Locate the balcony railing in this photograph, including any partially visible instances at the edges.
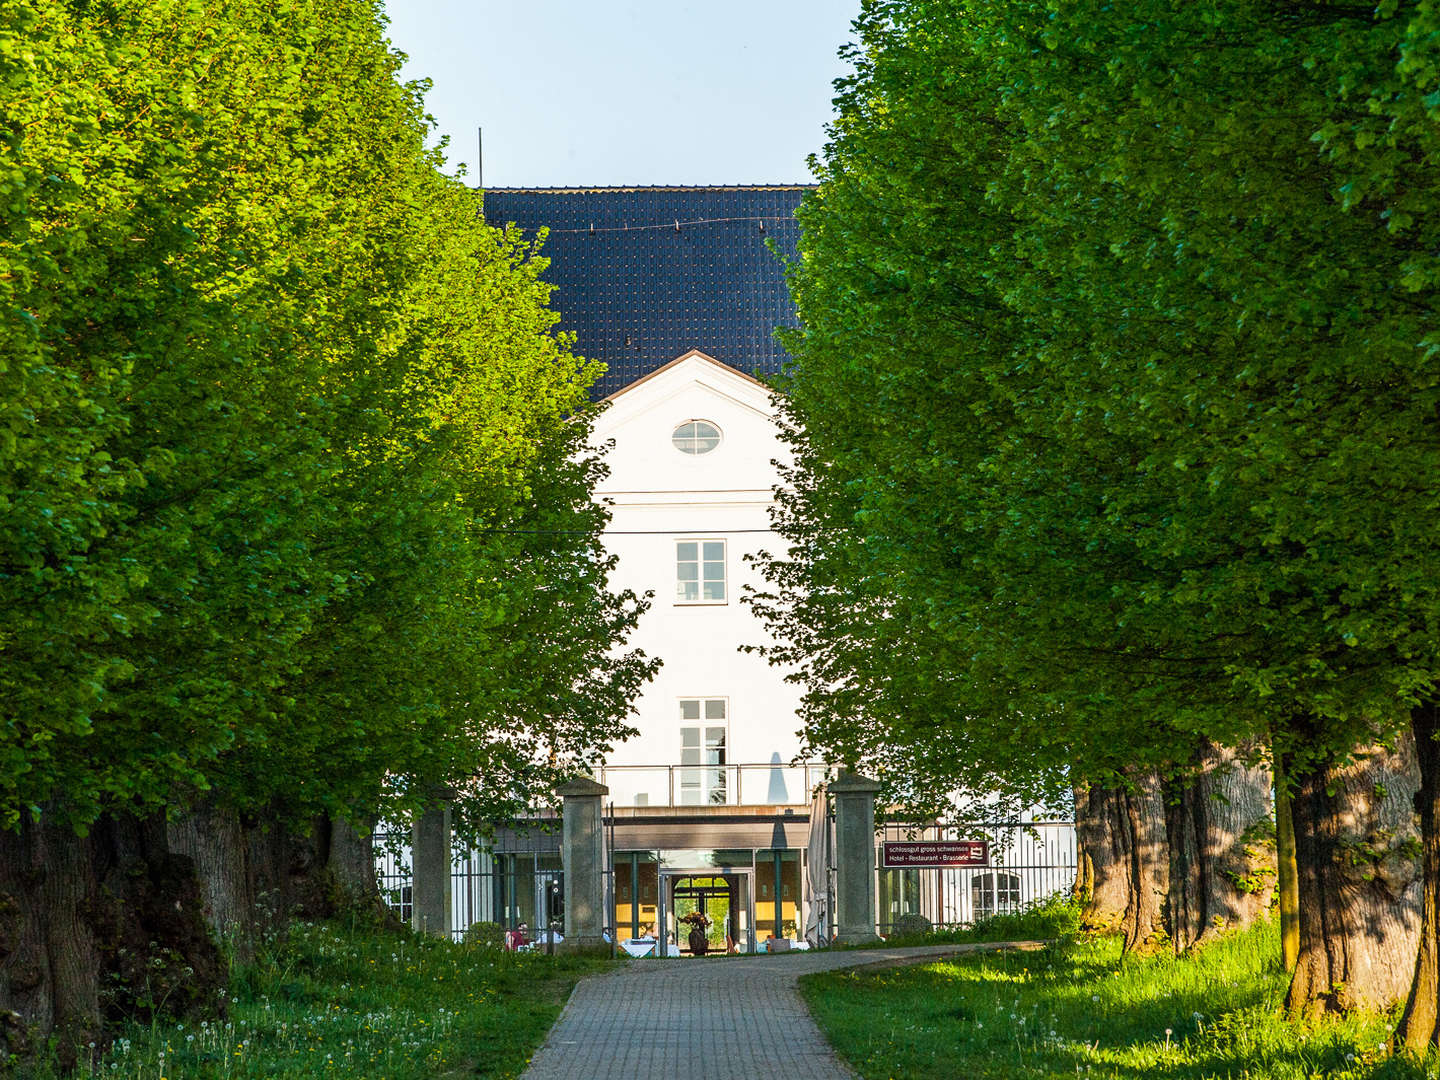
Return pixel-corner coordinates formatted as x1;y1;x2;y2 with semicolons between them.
596;762;831;808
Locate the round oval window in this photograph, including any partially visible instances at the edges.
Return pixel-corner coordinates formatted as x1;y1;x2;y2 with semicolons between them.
672;420;721;456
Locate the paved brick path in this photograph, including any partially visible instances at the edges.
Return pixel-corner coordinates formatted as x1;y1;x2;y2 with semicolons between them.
522;941;1042;1080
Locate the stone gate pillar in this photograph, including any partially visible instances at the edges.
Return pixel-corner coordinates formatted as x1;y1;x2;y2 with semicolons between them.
558;776;609;952
411;787;455;938
831;771;882;945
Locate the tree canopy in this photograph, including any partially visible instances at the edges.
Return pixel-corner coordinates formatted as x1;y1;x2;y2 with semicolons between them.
759;0;1440;1018
1;0;653;838
760;0;1440;808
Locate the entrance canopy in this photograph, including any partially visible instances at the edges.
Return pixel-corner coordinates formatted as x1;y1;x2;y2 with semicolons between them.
609;814;807;851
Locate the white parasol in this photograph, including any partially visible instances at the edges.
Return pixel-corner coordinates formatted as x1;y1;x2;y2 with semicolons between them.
804;782;831;947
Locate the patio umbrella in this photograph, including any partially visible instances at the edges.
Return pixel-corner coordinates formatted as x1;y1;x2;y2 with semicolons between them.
804;784;830;947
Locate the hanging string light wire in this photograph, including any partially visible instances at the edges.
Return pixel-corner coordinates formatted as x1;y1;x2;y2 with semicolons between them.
538;215;797;235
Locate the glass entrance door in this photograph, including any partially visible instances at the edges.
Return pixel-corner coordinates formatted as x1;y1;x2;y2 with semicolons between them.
537;869;564;940
672;876;729;953
728;872;754;954
659;869;756;954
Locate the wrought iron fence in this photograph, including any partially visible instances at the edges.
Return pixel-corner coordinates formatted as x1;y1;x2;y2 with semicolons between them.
374;824;568;947
374;805;1075;945
373;826;414;926
875;819;1077;936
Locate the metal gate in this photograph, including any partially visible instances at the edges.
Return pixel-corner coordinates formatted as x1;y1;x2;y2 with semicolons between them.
875;819;1077;936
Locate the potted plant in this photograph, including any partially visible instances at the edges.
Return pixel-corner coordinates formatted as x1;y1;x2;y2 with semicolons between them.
679;910;712;955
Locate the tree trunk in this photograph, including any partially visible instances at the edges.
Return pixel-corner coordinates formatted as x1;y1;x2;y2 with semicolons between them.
91;814;228;1027
169;800;257;957
1395;700;1440;1052
1119;769;1169;956
0;816;101;1070
246;812;388;927
0;820;56;1063
1165;741;1276;953
326;815;383;910
1273;752;1301;973
1285;734;1422;1019
1073;783;1131;932
39;816;101;1068
0;812;223;1068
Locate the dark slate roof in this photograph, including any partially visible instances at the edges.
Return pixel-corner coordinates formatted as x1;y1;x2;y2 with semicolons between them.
482;186;809;399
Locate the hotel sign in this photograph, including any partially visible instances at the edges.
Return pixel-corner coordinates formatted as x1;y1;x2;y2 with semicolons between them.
880;840;989;869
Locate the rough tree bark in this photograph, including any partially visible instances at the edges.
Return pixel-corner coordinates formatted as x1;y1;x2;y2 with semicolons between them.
0;802;385;1068
0;820;58;1063
326;816;384;912
1072;783;1132;932
1273;751;1301;973
0;812;223;1069
169;806;387;957
38;816;100;1066
169;801;256;956
1395;700;1440;1052
1164;741;1276;953
1285;733;1422;1020
1119;769;1169;956
246;812;388;926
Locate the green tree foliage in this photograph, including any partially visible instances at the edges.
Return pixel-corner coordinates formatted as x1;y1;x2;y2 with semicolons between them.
761;0;1440;1006
0;0;650;837
754;0;1176;817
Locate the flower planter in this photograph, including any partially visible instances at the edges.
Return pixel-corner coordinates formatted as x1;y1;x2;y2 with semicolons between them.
688;926;709;956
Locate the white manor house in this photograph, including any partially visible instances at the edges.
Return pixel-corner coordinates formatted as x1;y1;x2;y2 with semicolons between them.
378;186;1076;954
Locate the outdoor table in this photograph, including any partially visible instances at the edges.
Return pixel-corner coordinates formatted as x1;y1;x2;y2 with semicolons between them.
621;937;657;958
518;930;563;952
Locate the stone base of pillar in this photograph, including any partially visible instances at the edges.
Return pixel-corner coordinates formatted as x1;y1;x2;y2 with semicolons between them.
411;799;453;940
557;934;611;954
835;926;882;946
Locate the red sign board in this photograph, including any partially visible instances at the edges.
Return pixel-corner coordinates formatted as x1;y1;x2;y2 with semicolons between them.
881;840;989;869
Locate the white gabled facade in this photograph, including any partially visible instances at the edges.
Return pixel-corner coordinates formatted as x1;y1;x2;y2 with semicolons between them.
388;345;1076;951
589;350;810;810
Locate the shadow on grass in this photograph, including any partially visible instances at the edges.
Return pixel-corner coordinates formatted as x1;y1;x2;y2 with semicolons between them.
804;925;1422;1080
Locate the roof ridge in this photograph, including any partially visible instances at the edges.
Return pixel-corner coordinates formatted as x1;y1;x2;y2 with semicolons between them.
602;350;772;403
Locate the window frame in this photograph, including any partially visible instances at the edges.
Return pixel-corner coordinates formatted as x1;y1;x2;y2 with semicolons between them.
671;419;723;457
674;537;728;605
970;871;1022;920
678;697;729;806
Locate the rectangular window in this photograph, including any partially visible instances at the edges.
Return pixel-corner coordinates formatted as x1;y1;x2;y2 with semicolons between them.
676;539;726;603
679;698;728;805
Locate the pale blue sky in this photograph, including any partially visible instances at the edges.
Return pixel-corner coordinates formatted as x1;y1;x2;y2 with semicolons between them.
380;0;859;187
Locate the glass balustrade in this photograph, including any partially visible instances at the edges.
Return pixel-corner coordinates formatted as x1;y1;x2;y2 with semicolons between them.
596;763;830;808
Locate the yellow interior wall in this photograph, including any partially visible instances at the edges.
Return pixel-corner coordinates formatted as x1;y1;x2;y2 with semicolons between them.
613;859;659;941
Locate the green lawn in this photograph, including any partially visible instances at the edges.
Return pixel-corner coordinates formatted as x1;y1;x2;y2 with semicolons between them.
803;921;1427;1080
857;893;1083;949
69;919;612;1080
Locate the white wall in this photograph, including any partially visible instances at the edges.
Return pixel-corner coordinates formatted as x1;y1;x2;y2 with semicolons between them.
589;355;807;806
